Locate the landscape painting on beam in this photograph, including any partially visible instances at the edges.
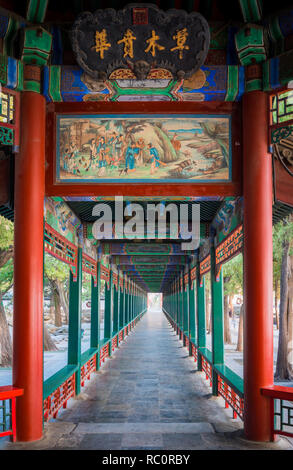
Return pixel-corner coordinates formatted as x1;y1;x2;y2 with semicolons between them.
56;114;231;182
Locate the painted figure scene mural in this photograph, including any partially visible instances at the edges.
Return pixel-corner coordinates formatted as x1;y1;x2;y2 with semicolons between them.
57;115;231;182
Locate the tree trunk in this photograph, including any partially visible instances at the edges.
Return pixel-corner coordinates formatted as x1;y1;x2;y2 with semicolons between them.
49;292;55;321
0;292;12;367
287;254;293;376
224;294;232;344
57;280;69;323
44;323;58;351
275;239;292;380
0;247;13;269
53;289;62;327
275;278;279;329
236;304;243;352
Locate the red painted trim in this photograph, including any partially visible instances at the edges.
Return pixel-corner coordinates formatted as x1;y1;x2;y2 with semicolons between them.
261;385;293;401
243;91;274;442
43;374;75;422
44;222;79;280
82;252;98;285
45;101;242;197
0;388;23;442
11;397;16;442
0;386;24;400
0;430;13;438
13;92;45;442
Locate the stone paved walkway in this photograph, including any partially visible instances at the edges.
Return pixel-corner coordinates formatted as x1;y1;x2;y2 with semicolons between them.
2;308;292;450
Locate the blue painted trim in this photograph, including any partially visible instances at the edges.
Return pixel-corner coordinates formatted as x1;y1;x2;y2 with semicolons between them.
7;57;17;89
270;57;280;89
43;66;51;102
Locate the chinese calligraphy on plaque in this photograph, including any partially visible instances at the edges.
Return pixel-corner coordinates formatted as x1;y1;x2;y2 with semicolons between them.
72;4;210;80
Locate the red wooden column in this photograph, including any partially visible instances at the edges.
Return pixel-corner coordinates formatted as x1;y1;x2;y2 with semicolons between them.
13;92;45;441
243;91;274;441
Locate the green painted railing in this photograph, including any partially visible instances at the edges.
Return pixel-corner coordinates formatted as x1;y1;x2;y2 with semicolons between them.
43;308;147;422
163;308;244;420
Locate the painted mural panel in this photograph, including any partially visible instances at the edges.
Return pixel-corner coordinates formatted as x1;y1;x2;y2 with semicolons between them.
44;197;81;245
56;114;231;183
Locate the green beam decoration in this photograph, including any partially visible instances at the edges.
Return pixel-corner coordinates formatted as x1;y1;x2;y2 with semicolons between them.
21;27;52;66
0;55;23;91
235;24;267;66
238;0;263;23
26;0;49;23
1;15;22;56
47;65;62;101
225;66;240;101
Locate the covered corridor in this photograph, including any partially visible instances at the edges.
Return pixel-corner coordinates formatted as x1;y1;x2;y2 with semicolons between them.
1;0;293;450
2;308;291;450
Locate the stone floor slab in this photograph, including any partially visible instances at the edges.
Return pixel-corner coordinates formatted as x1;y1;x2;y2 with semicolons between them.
2;308;293;451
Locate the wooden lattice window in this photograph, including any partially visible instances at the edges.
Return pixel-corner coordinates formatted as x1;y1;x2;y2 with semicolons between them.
270;90;293;126
0;87;20;149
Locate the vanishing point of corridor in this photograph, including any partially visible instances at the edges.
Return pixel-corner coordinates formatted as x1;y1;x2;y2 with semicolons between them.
3;309;292;450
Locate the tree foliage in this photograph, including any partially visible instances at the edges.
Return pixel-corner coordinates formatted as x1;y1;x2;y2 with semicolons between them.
223;254;243;297
44;252;70;328
0;215;13;269
0;216;14;366
222;254;243;349
0;259;13;294
44;252;70;283
0;215;13;251
274;215;293;380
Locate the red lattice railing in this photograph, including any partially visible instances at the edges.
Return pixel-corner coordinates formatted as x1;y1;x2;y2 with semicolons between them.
101;264;110;286
200;254;211;281
184;335;189;350
218;375;244;420
124;326;128;336
262;386;293;438
112;335;118;352
43;374;75;422
201;356;212;387
191;344;198;363
215;225;243;281
100;343;110;366
82;253;97;286
119;330;123;343
0;386;23;442
112;272;118;289
80;356;96;387
44;223;78;280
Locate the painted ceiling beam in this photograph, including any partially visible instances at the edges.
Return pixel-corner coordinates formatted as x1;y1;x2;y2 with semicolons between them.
238;0;262;23
101;242;193;256
26;0;48;23
113;255;188;265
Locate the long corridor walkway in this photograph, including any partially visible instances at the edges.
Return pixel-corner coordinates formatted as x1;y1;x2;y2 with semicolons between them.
2;309;292;450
